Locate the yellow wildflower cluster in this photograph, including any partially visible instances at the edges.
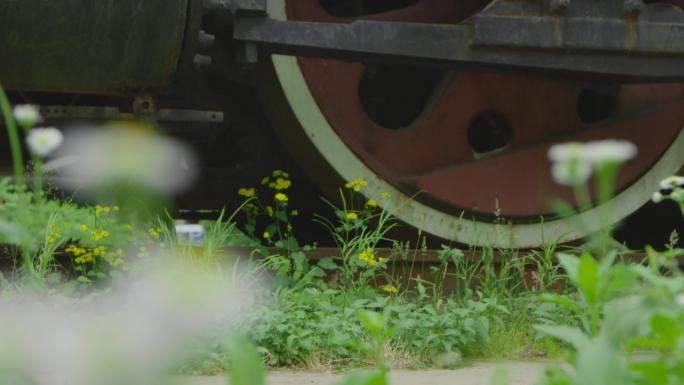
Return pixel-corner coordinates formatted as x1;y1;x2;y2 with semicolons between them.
263;231;270;239
238;187;256;198
358;248;386;267
66;245;95;264
80;224;89;232
346;212;358;220
273;178;291;190
262;170;292;191
90;229;110;241
66;244;121;265
381;285;398;294
95;204;120;216
380;191;391;199
366;199;377;208
47;225;61;245
345;178;367;192
148;227;161;239
275;192;288;202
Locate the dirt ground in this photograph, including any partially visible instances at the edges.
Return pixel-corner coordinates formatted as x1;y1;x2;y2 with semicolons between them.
174;361;549;385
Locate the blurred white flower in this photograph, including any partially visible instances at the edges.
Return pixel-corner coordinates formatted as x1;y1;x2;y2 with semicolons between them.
26;127;63;157
548;139;637;186
676;293;684;306
548;143;591;185
12;104;42;127
548;142;585;163
551;159;592;186
659;175;684;190
55;123;198;194
651;191;664;203
0;258;258;385
584;139;637;164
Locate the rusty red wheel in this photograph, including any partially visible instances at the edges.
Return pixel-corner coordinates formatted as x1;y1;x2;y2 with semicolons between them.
261;0;684;247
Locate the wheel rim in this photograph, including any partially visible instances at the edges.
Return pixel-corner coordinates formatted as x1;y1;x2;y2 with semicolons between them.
263;0;684;247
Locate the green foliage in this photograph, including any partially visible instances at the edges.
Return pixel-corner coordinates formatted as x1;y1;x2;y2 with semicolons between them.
225;336;266;385
240;286;502;368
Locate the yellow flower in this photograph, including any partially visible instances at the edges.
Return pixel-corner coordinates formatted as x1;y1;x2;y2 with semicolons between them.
380;191;391;199
104;207;111;214
79;224;88;232
345;178;367;192
122;223;133;232
274;178;291;190
275;193;288;202
95;205;104;216
291;209;299;216
378;257;387;263
148;227;160;239
346;212;358;220
382;285;398;294
272;169;284;177
263;231;270;239
75;254;95;264
238;187;256;198
359;248;378;266
366;199;377;208
113;205;120;212
261;176;270;185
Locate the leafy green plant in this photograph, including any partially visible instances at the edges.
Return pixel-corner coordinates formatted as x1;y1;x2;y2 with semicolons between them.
314;180;398;291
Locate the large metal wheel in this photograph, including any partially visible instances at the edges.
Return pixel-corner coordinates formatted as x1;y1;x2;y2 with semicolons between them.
259;0;684;248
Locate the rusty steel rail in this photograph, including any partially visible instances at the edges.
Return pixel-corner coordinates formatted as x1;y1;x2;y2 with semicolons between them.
225;246;660;264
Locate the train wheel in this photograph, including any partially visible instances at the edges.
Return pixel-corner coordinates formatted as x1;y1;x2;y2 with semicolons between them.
259;0;684;248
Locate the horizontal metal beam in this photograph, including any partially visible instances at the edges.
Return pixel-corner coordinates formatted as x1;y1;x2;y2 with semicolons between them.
15;105;226;123
233;16;684;81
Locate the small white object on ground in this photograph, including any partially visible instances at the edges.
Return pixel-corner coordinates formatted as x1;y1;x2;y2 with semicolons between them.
175;223;205;244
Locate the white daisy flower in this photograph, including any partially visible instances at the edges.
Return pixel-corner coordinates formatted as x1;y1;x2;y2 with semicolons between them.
584;139;637;164
13;104;42;127
651;191;664;203
26;127;63;157
551;158;592;186
548;142;592;185
548;142;585;163
659;175;684;190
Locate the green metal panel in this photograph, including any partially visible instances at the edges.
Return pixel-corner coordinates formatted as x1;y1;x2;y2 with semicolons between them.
0;0;189;94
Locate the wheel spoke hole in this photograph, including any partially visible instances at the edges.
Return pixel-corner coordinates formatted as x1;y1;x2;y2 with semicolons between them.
319;0;418;17
359;65;445;130
577;87;617;124
467;111;512;157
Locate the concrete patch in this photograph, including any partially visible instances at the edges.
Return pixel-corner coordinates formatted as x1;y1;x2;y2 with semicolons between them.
174;361;549;385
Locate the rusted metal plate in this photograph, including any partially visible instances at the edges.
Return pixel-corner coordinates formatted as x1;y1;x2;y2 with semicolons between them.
0;0;190;94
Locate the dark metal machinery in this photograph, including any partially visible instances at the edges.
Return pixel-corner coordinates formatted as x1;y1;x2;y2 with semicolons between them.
1;0;684;247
